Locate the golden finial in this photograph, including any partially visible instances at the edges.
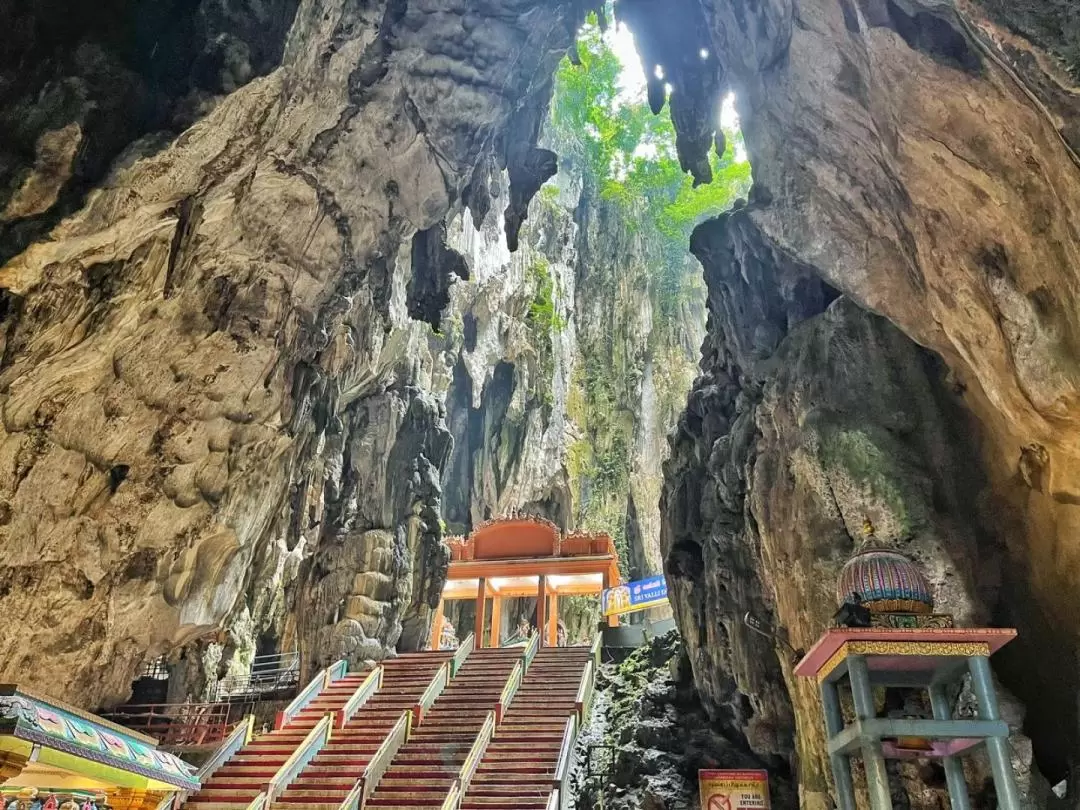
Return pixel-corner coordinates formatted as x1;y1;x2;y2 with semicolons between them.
861;518;875;537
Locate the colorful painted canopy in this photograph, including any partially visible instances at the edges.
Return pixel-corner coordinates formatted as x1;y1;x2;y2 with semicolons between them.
836;547;934;614
0;687;199;791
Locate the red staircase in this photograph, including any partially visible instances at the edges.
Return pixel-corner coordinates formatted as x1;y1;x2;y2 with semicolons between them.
460;646;593;810
186;672;368;810
271;652;451;809
365;648;521;809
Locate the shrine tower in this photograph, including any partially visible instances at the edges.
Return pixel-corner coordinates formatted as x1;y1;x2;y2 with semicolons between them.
794;523;1021;810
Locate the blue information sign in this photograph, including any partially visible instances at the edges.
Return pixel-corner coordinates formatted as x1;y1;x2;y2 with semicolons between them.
601;574;669;617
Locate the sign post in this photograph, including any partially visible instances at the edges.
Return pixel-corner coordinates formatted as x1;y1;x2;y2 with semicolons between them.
601;575;669;618
699;770;770;810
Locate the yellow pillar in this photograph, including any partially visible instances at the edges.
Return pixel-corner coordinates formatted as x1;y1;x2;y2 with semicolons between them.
547;593;558;647
536;575;547;647
474;577;487;648
429;598;445;650
489;596;503;648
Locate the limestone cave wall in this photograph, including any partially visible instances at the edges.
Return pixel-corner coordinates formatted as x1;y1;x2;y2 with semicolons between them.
647;0;1080;805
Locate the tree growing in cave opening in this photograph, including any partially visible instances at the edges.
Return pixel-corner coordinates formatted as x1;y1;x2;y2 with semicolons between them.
543;14;751;575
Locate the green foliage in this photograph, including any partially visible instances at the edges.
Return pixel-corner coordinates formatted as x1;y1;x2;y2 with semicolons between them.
550;16;751;573
549;18;751;317
523;257;566;409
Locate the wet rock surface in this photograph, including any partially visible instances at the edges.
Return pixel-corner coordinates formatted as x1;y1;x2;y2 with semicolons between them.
573;633;798;810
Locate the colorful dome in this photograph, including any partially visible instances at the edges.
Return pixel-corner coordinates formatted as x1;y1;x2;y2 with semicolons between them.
836;546;934;614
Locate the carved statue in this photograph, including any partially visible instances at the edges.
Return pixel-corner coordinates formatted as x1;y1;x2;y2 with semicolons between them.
0;698;37;726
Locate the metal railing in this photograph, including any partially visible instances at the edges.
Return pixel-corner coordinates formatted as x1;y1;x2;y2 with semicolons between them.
214;651;300;699
267;713;333;803
575;659;596;720
451;633;474;677
198;715;254;781
324;659;348;686
495;660;523;724
522;634;540;670
102;702;232;748
458;710;495;796
337;667;382;728
141;657;169;680
545;790;559;810
440;780;461;810
414;662;449;725
552;714;579;810
275;659;346;729
242;792;266;810
345;709;412;810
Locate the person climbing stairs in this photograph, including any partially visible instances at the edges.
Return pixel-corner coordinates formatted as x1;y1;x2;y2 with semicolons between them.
270;651;451;808
460;645;594;810
365;647;521;809
185;670;372;810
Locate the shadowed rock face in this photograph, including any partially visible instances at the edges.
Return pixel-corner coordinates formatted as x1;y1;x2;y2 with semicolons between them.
0;0;593;706
650;0;1080;804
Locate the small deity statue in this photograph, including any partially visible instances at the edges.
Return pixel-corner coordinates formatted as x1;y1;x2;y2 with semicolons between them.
439;619;458;650
57;796;78;810
41;795;57;810
556;620;567;647
17;788;38;810
6;796;19;810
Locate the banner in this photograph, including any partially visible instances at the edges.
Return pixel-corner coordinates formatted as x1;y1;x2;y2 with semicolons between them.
699;770;770;810
601;575;669;617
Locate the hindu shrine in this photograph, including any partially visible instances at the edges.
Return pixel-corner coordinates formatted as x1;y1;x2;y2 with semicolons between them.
433;516;622;649
0;687;197;810
795;523;1022;810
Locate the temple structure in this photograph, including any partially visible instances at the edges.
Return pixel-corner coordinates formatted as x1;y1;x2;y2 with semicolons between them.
433;516;621;649
0;686;198;810
794;525;1022;810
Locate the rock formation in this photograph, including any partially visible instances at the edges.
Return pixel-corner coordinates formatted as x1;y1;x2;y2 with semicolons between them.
3;0;1080;806
650;0;1080;805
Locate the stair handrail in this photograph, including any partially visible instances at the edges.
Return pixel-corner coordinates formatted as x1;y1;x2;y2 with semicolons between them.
552;713;578;795
414;661;450;724
324;659;349;686
495;659;523;724
544;789;559;810
243;792;266;810
275;659;346;729
337;666;382;728
266;712;333;803
451;633;474;677
362;710;412;804
590;634;602;665
458;709;495;796
522;633;540;670
197;714;254;781
336;709;412;810
439;779;461;810
575;659;596;720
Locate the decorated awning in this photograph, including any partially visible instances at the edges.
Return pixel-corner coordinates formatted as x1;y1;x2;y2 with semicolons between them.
0;686;199;793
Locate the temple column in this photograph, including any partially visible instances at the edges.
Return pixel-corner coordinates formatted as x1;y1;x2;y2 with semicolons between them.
489;596;502;648
0;750;27;783
547;593;559;647
474;578;487;648
429;598;445;650
929;684;971;810
847;655;893;810
537;575;547;647
820;680;857;810
968;655;1021;810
